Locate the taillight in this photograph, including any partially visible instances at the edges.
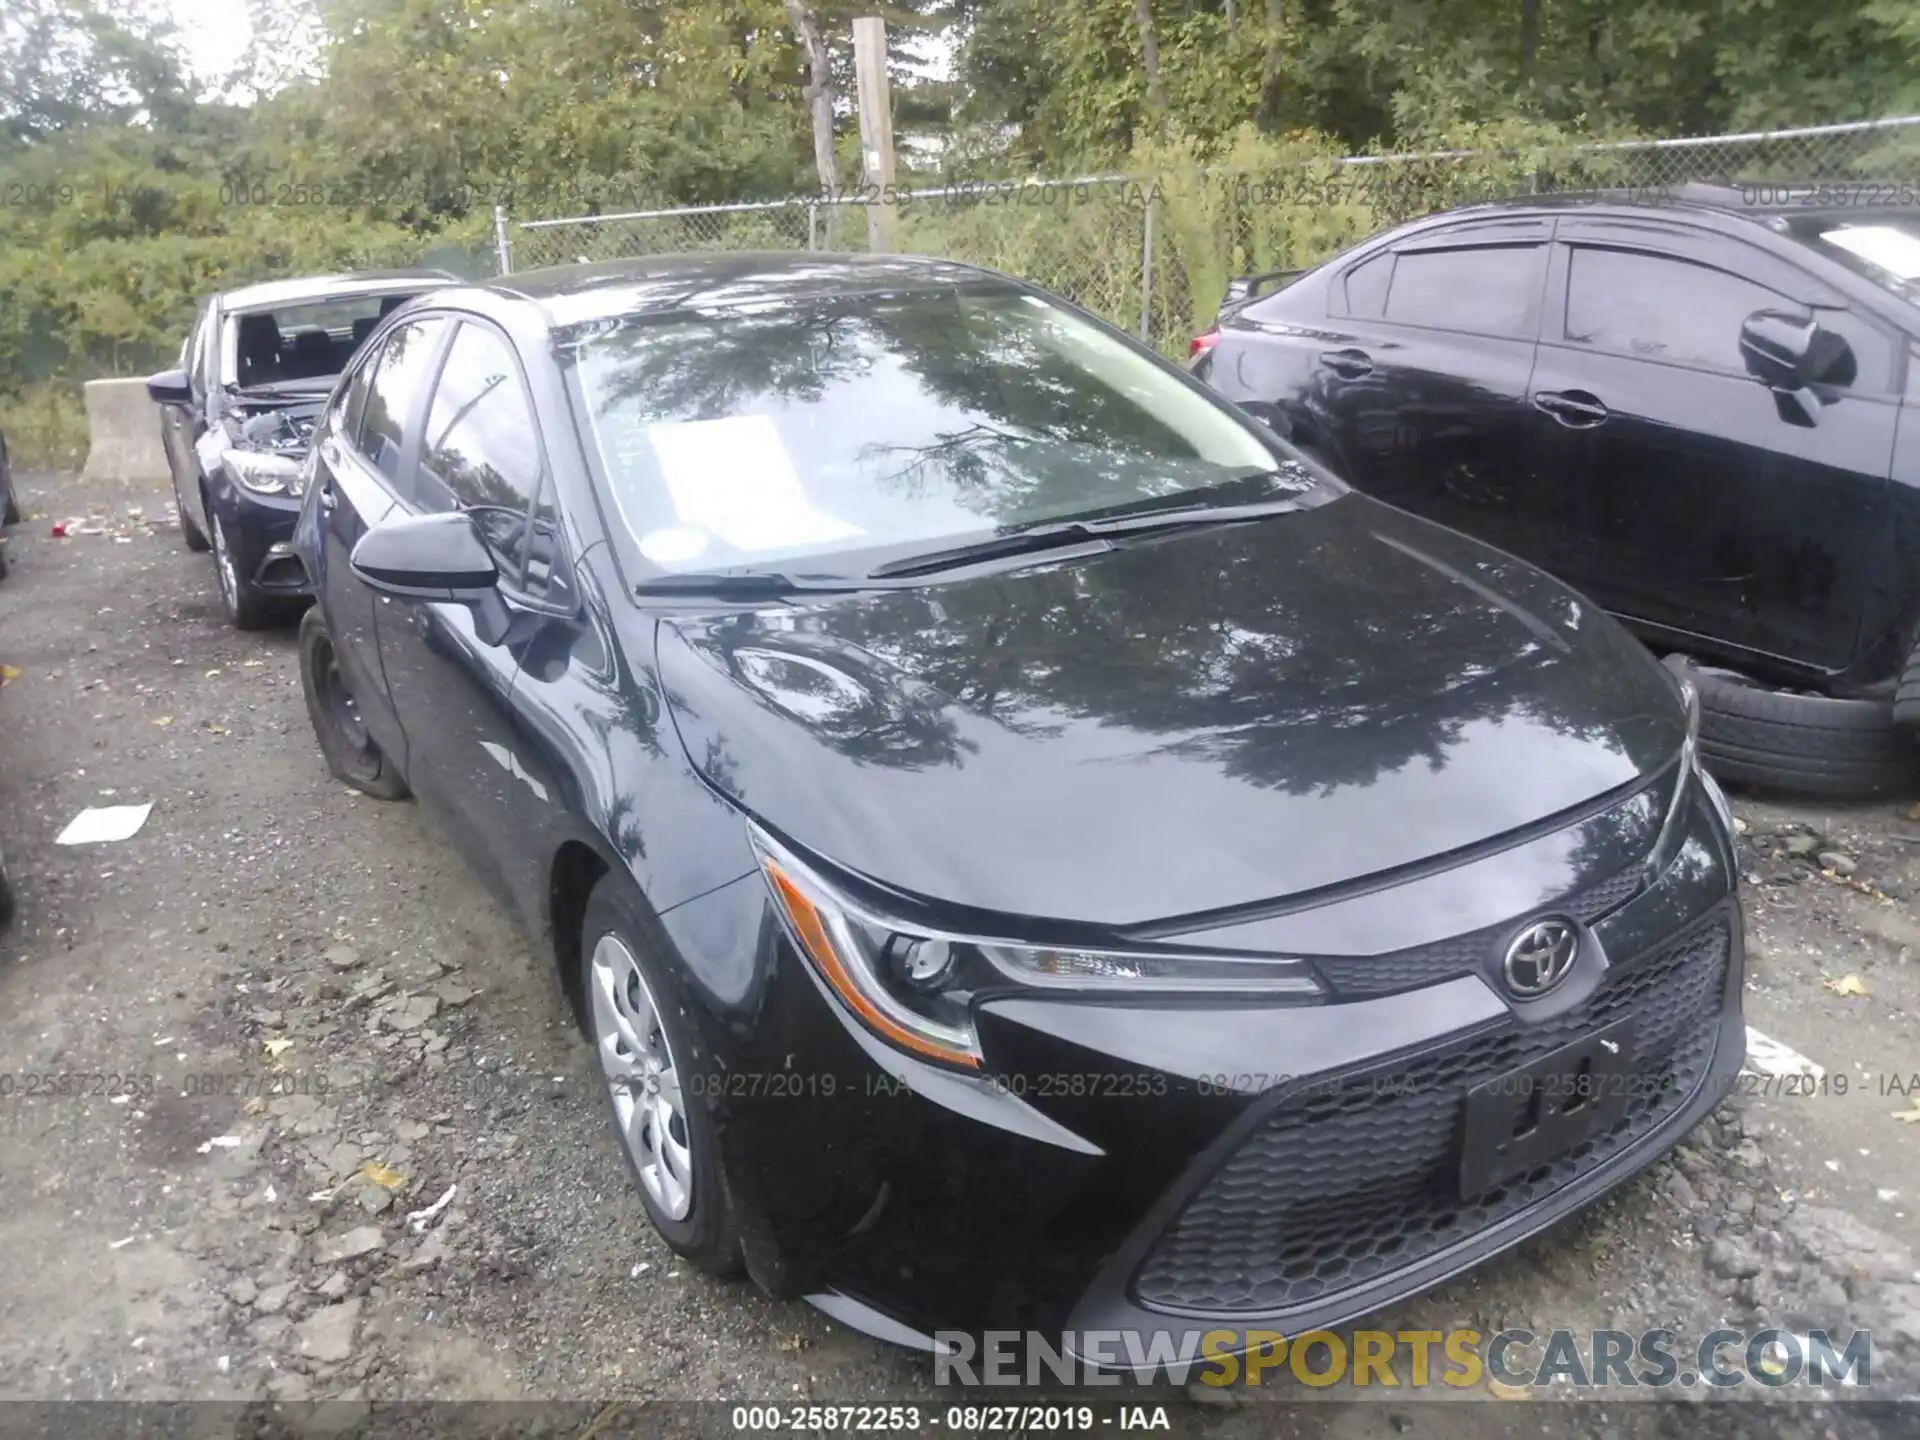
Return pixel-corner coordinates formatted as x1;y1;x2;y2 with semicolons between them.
1189;329;1220;358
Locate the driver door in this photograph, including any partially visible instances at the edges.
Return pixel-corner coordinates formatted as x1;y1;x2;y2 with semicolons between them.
372;316;550;900
160;302;215;535
1525;220;1900;672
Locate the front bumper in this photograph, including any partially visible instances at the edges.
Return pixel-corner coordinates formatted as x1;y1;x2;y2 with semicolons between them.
1066;912;1740;1359
664;768;1743;1356
211;480;309;594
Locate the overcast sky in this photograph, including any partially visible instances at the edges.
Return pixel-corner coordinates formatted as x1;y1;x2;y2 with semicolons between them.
169;0;255;87
166;0;953;95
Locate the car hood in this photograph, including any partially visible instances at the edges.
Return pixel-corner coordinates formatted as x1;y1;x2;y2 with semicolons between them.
655;495;1685;929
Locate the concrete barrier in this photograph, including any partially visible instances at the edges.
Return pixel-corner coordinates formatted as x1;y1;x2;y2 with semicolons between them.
81;378;171;483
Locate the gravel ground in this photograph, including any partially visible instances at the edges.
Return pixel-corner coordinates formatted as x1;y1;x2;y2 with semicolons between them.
0;472;1916;1438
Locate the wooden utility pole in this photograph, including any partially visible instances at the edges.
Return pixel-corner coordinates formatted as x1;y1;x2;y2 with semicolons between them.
785;0;839;192
1132;0;1167;116
852;16;898;253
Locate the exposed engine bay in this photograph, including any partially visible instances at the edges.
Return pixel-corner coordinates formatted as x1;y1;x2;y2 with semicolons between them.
233;399;324;456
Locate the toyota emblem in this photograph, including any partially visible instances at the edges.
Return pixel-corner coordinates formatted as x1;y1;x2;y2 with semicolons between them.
1502;918;1579;997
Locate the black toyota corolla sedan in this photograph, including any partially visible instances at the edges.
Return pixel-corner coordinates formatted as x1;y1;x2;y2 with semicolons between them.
291;252;1744;1363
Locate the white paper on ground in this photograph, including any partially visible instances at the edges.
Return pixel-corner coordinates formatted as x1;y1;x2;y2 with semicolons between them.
55;802;154;846
644;414;863;554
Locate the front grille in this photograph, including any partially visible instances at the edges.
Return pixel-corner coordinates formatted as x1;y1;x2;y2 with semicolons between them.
1132;919;1729;1317
1309;864;1647;999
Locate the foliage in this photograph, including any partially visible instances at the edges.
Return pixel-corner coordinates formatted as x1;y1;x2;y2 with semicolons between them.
5;0;1920;468
0;382;89;471
948;0;1920;171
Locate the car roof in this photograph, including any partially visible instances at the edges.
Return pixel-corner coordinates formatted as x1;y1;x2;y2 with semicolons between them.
449;251;1006;330
217;269;460;312
1377;184;1920;237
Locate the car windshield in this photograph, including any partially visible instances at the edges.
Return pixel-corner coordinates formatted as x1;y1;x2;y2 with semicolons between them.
1792;216;1920;309
220;289;430;389
565;285;1301;578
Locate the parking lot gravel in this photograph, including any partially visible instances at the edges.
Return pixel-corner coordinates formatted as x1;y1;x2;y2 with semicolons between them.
1;471;1916;1438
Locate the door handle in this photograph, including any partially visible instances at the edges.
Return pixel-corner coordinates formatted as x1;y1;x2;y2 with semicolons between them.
1318;348;1374;379
1532;389;1610;428
317;480;338;512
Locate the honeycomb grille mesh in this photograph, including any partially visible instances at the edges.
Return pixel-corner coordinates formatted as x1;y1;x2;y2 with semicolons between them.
1308;864;1648;999
1132;920;1729;1316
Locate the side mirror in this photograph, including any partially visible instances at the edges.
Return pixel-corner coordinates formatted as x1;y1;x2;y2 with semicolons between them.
146;368;192;406
1739;310;1855;390
351;511;514;643
351;511;497;598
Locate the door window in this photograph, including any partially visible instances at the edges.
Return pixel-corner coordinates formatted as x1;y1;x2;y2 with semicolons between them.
416;321;545;582
332;341;379;443
1382;245;1544;338
1563;248;1785;374
1343;252;1393;318
357;316;450;485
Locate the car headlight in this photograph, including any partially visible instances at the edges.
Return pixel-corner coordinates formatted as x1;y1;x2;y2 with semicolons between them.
226;449;306;497
750;825;1323;1073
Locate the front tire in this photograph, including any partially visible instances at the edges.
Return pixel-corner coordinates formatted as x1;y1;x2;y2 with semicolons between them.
209;501;277;629
165;445;209;550
298;608;409;799
583;875;742;1276
177;491;210;552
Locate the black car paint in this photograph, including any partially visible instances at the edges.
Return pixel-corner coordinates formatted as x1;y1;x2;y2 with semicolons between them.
1199;197;1920;699
294;254;1740;1352
153;271;455;604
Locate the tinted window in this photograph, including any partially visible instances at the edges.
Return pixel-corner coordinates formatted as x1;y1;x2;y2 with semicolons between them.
1564;248;1782;372
357;317;448;484
568;287;1302;577
1344;253;1392;318
416;322;543;576
1383;245;1543;337
334;342;378;442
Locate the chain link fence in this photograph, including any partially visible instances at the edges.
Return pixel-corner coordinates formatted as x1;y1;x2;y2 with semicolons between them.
506;116;1920;356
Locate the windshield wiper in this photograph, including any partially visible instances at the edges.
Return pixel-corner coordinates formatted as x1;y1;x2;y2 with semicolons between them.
867;496;1308;580
634;571;861;599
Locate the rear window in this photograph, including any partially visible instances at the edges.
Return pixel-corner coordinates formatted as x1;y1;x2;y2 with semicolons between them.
221;289;432;388
566;288;1289;577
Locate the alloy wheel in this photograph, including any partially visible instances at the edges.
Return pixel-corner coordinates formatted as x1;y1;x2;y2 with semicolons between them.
589;934;694;1220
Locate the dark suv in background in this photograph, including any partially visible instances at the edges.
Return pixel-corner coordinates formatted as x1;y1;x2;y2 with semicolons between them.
1196;188;1920;797
146;270;455;628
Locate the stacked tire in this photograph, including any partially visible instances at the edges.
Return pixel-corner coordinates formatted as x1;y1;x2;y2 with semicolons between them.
1668;655;1920;800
